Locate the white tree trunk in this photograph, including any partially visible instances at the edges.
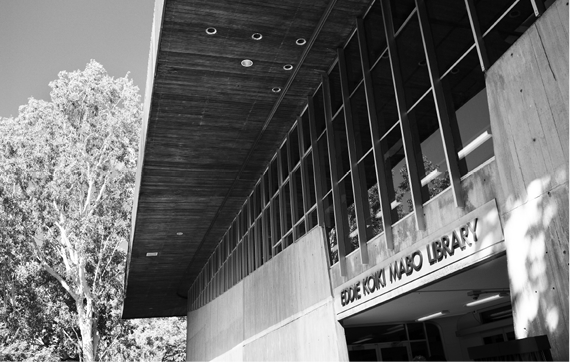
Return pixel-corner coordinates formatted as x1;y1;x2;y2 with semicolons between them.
77;299;99;362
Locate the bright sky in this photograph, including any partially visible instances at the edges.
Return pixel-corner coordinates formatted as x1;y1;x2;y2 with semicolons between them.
0;0;156;118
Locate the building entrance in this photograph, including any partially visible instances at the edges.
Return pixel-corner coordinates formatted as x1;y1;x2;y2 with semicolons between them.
348;342;410;361
342;255;513;360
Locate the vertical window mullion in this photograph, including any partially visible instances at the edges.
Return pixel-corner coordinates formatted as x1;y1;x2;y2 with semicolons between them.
225;234;230;292
415;0;464;208
307;96;327;230
287;130;300;242
277;149;287;247
356;18;395;249
322;73;349;277
380;0;426;230
337;45;371;265
464;0;490;71
260;179;271;263
530;0;546;16
297;115;312;228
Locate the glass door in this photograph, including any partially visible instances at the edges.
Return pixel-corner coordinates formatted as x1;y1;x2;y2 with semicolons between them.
378;342;411;361
348;344;378;361
348;342;412;361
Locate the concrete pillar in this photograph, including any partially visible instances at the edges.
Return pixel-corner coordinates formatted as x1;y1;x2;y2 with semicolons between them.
486;1;569;360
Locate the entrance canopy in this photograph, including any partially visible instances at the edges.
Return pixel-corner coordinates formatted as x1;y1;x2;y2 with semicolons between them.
342;255;510;326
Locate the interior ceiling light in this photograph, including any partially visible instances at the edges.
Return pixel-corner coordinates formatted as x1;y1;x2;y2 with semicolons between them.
272;87;282;93
176;232;184;236
353;336;374;344
252;33;262;40
146;252;158;257
241;59;253;67
466;293;509;307
206;27;217;35
296;38;307;46
283;64;293;71
416;310;449;322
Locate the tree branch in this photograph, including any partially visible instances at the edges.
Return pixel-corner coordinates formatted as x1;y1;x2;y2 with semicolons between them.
30;242;79;302
92;234;112;295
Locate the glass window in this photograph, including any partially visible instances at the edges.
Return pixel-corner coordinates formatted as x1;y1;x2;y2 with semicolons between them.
270;158;279;196
344;32;363;94
332;112;351;178
313;87;327;137
350;85;373;161
342;174;359;255
272;196;281;244
295;220;306;240
361;153;383;239
307;209;318;231
364;0;387;65
280;143;289;181
381;125;412;222
305;153;317;208
262;207;271;263
425;0;473;75
323;194;338;265
409;94;450;200
293;169;304;224
371;57;399;135
300;110;311;154
262;171;270;206
290;125;300;169
444;48;493;176
329;63;344;116
317;136;332;194
253;183;261;219
396;16;431;107
282;181;292;233
479;0;536;67
390;0;416;33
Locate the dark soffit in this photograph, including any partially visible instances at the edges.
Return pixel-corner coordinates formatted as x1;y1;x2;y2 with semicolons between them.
123;0;374;319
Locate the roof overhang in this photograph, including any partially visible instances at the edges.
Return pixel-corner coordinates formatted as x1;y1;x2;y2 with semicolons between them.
123;0;374;319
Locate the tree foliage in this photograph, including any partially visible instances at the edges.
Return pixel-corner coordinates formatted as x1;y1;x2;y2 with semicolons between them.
0;60;141;361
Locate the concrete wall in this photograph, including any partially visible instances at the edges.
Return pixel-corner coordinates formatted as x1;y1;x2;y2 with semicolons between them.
486;1;569;360
186;226;349;361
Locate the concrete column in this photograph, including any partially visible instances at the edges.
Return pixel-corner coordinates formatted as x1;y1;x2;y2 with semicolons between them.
486;1;569;360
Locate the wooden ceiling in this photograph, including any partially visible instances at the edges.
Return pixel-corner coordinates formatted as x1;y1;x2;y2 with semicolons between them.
123;0;374;319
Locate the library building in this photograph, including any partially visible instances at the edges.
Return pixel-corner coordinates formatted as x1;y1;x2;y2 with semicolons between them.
122;0;568;360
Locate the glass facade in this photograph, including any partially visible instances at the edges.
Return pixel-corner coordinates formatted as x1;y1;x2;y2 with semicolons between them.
189;0;546;309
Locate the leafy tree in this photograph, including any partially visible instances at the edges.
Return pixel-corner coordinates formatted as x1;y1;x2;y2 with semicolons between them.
101;317;186;361
0;60;140;362
395;156;451;218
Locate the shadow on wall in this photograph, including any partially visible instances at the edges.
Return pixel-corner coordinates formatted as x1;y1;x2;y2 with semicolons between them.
502;167;569;359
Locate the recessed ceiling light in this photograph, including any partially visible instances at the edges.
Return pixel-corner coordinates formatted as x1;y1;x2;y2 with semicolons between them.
272;87;282;93
416;310;449;322
146;252;158;257
466;293;508;307
241;59;253;67
450;67;459;74
509;10;521;18
176;232;184;236
381;52;389;59
296;38;307;46
418;59;427;66
283;64;293;71
252;33;263;40
206;27;217;35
